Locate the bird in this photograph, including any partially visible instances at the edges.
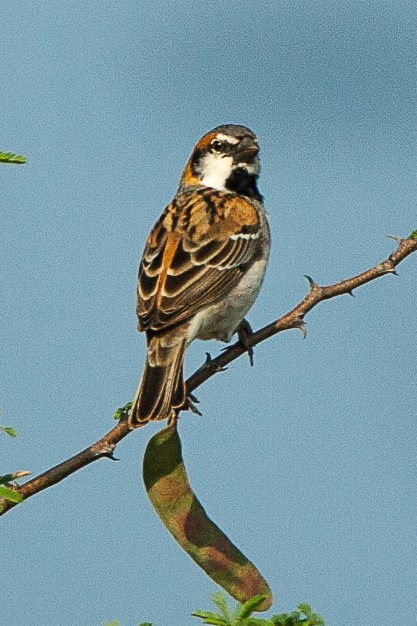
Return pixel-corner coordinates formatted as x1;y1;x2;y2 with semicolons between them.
129;124;270;428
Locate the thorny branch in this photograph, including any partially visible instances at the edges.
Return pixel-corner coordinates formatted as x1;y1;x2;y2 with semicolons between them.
1;235;416;516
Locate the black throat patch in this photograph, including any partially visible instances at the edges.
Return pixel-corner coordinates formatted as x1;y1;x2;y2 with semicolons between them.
225;167;262;200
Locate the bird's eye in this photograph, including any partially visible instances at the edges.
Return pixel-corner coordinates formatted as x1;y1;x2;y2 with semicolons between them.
210;139;229;153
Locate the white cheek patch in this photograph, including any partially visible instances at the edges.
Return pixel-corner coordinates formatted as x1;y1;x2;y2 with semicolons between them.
199;152;234;191
230;232;260;240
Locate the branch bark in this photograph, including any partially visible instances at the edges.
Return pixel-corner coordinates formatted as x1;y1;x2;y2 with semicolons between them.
1;235;416;516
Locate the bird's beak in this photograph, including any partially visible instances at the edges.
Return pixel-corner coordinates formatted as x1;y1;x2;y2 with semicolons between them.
234;136;260;160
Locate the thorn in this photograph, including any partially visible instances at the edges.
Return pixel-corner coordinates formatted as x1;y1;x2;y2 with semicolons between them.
293;318;307;338
94;444;117;459
385;267;398;275
188;392;200;404
194;352;213;375
388;234;404;245
104;451;119;461
304;275;319;292
347;290;355;297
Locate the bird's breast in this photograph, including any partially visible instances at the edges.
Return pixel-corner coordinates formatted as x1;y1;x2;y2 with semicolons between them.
186;252;269;344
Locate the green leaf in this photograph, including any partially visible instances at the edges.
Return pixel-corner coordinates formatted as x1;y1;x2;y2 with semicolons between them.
298;604;325;626
138;623;154;626
0;485;23;503
306;612;325;626
235;595;268;621
270;611;298;625
102;621;119;626
0;151;26;164
113;402;132;420
0;425;17;437
297;604;311;615
192;611;229;626
410;228;417;239
211;592;233;622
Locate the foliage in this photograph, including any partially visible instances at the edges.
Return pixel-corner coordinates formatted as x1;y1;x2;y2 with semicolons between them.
0;151;26;164
0;424;17;437
103;593;324;626
0;485;23;507
0;413;28;510
192;593;325;626
0;470;30;510
113;402;132;420
0;414;22;509
0;412;17;438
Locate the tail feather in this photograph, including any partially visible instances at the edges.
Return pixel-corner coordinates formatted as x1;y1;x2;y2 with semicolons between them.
129;329;187;428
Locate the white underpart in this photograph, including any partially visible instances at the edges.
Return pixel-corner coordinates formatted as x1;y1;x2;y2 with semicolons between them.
186;255;269;343
198;152;234;191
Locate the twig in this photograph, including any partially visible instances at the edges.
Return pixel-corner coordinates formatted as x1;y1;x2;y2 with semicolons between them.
1;235;416;516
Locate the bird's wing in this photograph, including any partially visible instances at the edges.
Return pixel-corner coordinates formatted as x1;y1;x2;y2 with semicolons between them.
137;188;265;331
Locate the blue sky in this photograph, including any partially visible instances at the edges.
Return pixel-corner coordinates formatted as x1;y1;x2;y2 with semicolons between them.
1;2;416;625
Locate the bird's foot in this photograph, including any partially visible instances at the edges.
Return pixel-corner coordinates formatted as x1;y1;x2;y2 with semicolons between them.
184;393;203;417
237;318;255;366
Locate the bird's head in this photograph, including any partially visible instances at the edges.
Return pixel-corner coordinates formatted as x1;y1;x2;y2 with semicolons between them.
180;124;261;199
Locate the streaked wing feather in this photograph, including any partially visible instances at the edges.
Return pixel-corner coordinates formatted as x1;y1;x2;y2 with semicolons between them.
137;190;262;331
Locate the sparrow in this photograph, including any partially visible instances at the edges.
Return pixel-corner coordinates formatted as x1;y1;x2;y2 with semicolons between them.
129;124;270;428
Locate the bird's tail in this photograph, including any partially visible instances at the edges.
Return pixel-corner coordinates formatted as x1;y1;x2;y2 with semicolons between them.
129;328;187;428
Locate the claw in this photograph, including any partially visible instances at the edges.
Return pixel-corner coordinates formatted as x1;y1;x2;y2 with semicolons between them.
185;396;203;416
188;392;200;404
237;319;255;366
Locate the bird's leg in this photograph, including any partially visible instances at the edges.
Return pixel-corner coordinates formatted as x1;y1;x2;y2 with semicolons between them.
236;318;255;366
